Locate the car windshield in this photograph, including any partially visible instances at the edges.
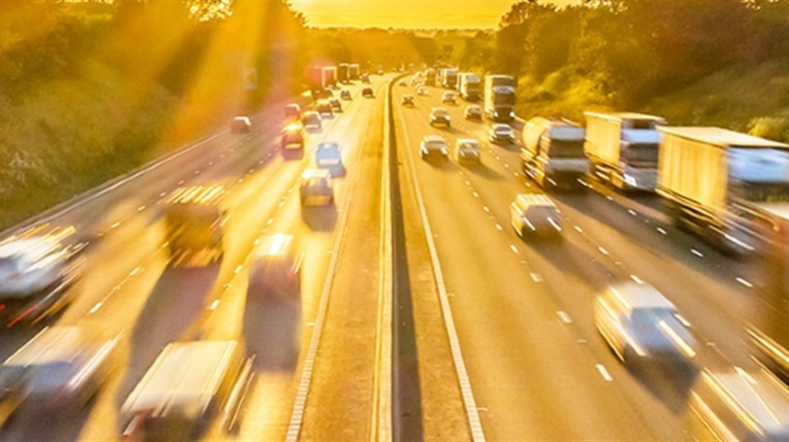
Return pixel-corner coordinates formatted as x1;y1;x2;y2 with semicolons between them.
425;141;445;149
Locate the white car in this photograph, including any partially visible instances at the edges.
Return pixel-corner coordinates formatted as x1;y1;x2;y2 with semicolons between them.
441;91;456;104
510;193;563;239
420;135;449;161
429;107;451;127
455;138;481;165
416;86;428;96
489;123;516;144
230;116;251;134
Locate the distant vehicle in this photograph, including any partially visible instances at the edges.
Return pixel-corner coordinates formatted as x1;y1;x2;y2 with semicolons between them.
328;97;342;113
510;193;563;239
300;169;334;206
281;124;305;159
398;80;407;86
120;340;253;441
315;100;333;117
457;73;481;101
594;281;697;369
162;185;228;267
361;73;370;83
484;75;516;122
657;127;789;255
584;112;665;192
230;116;251;134
376;69;384;75
489;123;516;144
464;105;482;121
424;68;437;86
362;86;374;98
455;138;481;165
302;111;322;130
438;67;458;89
416;86;428;96
340;89;352;100
348;64;360;81
441;91;456;104
315;142;346;177
0;325;120;409
521;117;587;190
429;107;451;128
337;62;350;84
402;94;414;107
284;104;301;122
685;367;789;442
419;135;449;162
322;87;334;98
248;234;303;302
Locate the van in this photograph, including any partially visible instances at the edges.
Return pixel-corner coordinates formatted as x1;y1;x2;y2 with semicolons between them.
248;234;303;302
162;185;228;267
684;367;789;441
510;193;563;239
120;340;253;441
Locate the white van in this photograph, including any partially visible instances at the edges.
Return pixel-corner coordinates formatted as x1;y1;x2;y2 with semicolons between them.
510;193;563;239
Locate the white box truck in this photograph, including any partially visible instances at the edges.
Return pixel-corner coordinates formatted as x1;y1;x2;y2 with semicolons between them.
521;117;588;190
457;73;481;101
657;126;789;254
484;75;516;122
583;112;666;192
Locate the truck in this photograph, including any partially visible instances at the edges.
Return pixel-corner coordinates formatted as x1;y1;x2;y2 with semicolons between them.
583;112;665;192
348;63;360;81
439;67;458;89
424;68;436;86
457;73;481;101
306;65;336;99
322;65;337;88
483;75;516;122
337;63;349;84
656;126;789;255
162;185;229;267
521;117;588;190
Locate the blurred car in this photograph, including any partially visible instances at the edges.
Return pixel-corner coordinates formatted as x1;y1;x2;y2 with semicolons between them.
120;340;253;441
328;97;342;113
402;94;414;107
230;116;251;134
340;89;352;100
0;325;120;409
455;138;481;165
362;86;374;98
284;103;301;122
429;107;451;128
315;100;333;117
464;104;482;121
0;225;86;328
510;193;563;239
685;367;789;441
360;73;370;83
302;111;322;130
441;91;457;104
489;123;516;144
300;169;334;206
248;234;303;302
376;69;384;75
315;142;346;177
281;124;305;159
163;185;228;268
593;281;698;369
416;86;428;96
419;135;449;162
399;80;407;86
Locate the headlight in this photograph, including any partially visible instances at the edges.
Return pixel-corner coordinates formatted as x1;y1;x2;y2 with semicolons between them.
446;116;451;120
493;111;499;117
441;148;448;155
509;111;515;118
623;174;637;187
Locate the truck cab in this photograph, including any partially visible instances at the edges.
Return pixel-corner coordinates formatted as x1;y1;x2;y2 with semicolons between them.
521;117;587;190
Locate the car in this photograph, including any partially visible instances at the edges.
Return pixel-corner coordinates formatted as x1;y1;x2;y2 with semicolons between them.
402;94;414;106
248;234;302;303
684;367;789;442
593;281;698;370
416;86;428;96
362;86;374;98
510;193;563;239
302;111;322;130
455;138;481;165
315;142;346;176
441;91;457;104
120;340;253;441
315;100;333;117
340;89;352;100
300;169;334;206
399;80;407;86
322;87;334;98
281;124;305;159
489;123;516;144
284;104;301;122
376;69;384;75
230;115;251;134
360;73;370;83
0;225;86;328
429;107;451;127
419;135;449;161
328;97;342;113
0;325;120;410
464;104;482;121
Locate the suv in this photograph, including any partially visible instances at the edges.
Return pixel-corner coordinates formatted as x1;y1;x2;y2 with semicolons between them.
300;169;334;206
441;91;456;104
455;138;481;165
230;116;251;134
420;135;449;161
429;107;451;128
464;105;482;121
362;87;374;98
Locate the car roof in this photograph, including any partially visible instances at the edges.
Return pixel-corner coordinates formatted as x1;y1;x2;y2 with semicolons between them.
317;142;339;150
253;234;294;259
492;124;511;130
4;326;92;366
456;138;479;145
431;107;448;112
422;135;446;143
285;104;300;109
606;281;676;311
302;168;332;179
233;115;250;121
466;105;481;110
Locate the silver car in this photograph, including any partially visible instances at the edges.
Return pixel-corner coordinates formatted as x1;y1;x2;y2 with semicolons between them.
455;138;480;165
489;123;516;144
510;193;563;239
420;135;449;161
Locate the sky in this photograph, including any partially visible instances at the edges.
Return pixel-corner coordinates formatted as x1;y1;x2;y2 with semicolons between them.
287;1;572;30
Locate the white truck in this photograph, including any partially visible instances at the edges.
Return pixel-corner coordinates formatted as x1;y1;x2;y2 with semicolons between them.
439;68;458;89
657;126;789;254
521;117;588;190
583;112;666;192
457;73;481;101
483;75;516;122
